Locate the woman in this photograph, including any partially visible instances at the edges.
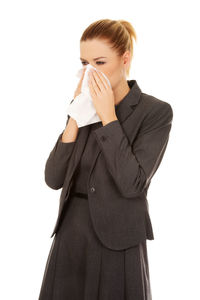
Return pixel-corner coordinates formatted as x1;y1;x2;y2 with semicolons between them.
38;19;173;300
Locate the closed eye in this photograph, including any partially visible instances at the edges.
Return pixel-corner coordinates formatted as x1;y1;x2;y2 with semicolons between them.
81;61;105;65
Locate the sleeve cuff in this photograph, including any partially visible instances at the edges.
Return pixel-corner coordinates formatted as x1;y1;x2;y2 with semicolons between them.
92;120;124;149
57;131;76;150
93;119;120;138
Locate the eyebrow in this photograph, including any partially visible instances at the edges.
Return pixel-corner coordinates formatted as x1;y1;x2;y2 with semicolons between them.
80;56;107;61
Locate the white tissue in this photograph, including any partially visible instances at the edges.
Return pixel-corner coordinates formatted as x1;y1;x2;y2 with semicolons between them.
67;64;111;128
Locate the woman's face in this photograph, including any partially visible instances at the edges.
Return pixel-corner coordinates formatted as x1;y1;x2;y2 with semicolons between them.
80;39;130;90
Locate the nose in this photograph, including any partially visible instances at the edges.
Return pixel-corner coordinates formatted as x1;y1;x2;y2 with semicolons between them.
85;63;97;71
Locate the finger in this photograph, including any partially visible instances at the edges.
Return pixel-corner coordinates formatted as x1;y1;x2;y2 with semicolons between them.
90;71;104;93
93;70;109;90
89;75;98;96
88;79;96;98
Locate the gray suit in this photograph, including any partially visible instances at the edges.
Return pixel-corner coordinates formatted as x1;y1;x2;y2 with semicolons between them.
44;80;173;251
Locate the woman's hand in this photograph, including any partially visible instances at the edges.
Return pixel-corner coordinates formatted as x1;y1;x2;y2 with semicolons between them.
73;68;86;99
88;69;118;125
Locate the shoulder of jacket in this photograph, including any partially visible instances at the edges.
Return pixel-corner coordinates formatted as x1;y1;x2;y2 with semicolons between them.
140;92;173;119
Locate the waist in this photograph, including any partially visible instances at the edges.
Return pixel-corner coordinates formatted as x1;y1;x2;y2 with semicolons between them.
70;190;88;199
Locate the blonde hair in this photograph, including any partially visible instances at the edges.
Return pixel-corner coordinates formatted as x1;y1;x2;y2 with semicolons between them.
80;19;137;77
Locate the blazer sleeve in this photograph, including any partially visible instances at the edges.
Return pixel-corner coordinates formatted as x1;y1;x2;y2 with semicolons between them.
44;99;76;190
93;102;173;198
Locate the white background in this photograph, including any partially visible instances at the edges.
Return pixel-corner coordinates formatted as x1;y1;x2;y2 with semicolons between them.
0;0;199;299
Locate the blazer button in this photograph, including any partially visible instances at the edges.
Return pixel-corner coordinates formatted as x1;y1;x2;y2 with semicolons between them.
90;187;95;193
100;135;106;141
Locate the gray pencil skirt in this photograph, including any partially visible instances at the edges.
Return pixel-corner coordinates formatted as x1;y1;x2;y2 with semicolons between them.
38;192;152;300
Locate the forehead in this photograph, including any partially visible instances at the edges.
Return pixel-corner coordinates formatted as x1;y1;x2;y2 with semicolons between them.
80;39;113;58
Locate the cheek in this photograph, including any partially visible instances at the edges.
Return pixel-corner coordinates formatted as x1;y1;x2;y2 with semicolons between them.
100;64;121;88
102;67;116;85
107;69;121;88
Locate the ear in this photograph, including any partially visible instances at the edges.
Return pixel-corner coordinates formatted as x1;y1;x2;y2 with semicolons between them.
121;51;130;74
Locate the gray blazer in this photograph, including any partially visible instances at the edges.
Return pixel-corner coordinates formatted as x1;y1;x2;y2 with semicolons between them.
44;80;173;251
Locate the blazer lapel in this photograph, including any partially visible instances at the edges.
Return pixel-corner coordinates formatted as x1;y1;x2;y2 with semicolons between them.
115;79;141;124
